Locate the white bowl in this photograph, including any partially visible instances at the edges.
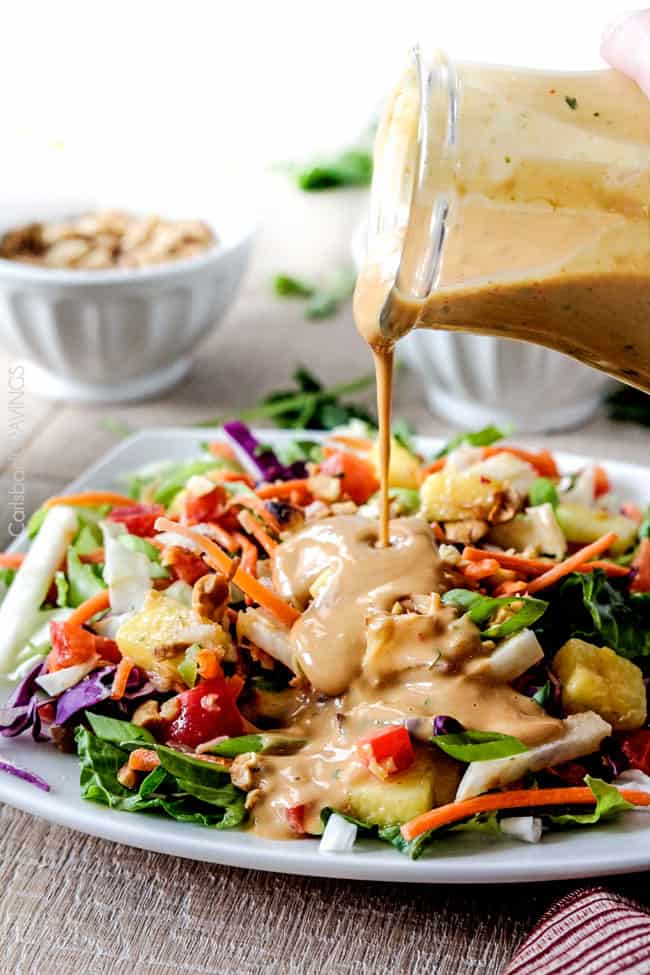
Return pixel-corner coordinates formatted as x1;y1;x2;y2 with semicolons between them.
0;198;254;402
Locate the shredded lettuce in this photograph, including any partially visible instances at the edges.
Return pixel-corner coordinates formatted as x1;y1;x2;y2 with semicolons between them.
66;548;106;608
177;644;200;688
118;534;170;579
529;477;559;509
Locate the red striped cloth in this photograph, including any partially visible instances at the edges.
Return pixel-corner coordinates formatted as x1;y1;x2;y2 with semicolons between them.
504;886;650;975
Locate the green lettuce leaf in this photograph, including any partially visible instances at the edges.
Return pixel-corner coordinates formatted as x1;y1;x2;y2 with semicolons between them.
76;727;162;812
442;589;548;638
548;775;633;827
528;477;559;509
154;458;230;507
434;424;510;459
86;713;155;749
533;570;650;659
432;730;527;763
76;725;246;828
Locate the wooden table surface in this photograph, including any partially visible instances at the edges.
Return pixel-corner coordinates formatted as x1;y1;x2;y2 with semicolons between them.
1;179;649;974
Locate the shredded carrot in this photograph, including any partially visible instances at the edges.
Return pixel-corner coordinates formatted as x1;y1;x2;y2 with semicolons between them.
463;558;500;581
67;590;111;627
207;523;237;552
326;434;373;452
155;518;299;628
256;479;312;501
482;446;559;479
196;648;223;680
208;441;238;461
44;491;135;510
420;458;446;479
0;552;24;569
227;494;282;534
79;548;105;565
462;547;629;580
493;580;528;597
431;522;447;542
238;509;278;555
128;748;161;772
577;561;630;577
631;538;650;594
110;656;134;700
234;532;258;576
209;469;256;488
463;547;554;576
401;786;650;841
526;531;618;594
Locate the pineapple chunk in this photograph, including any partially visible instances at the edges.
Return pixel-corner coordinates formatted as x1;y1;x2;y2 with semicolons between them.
421;469;503;522
552;638;647;731
556;503;637;556
116;589;227;676
347;748;460;827
369;438;420;490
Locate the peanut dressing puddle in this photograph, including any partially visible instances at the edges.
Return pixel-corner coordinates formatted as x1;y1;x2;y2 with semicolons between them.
248;515;563;839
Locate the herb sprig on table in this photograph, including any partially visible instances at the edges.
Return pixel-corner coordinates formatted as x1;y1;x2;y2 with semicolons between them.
294;149;373;191
197;366;377;430
272;267;356;321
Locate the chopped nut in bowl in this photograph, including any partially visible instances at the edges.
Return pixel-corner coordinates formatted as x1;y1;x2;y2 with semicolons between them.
0;197;254;402
0;210;217;270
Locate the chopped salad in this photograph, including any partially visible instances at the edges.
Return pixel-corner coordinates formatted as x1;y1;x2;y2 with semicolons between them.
1;421;649;858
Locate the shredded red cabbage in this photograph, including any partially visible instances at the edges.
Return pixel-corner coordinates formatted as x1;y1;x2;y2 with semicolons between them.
223;420;307;481
54;665;152;725
433;715;465;736
0;758;50;791
0;660;52;741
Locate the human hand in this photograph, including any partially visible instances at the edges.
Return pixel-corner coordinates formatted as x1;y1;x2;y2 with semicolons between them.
601;8;650;96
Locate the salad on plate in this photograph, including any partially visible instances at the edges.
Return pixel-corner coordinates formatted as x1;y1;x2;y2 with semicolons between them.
1;420;649;859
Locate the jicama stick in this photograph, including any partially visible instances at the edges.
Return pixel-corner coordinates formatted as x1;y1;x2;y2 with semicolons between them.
0;506;78;672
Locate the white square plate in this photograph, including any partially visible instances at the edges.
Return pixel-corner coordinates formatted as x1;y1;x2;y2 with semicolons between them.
1;428;649;884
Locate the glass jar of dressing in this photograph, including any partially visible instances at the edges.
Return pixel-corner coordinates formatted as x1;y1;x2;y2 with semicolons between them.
354;49;650;404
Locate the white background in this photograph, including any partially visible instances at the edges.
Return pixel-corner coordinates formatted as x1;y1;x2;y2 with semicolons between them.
0;0;628;211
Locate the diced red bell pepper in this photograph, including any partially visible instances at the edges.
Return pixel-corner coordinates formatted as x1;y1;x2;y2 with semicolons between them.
631;538;650;594
320;450;379;505
620;730;650;775
184;486;227;526
48;620;97;672
166;677;245;749
357;726;415;780
108;503;164;537
286;804;306;834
